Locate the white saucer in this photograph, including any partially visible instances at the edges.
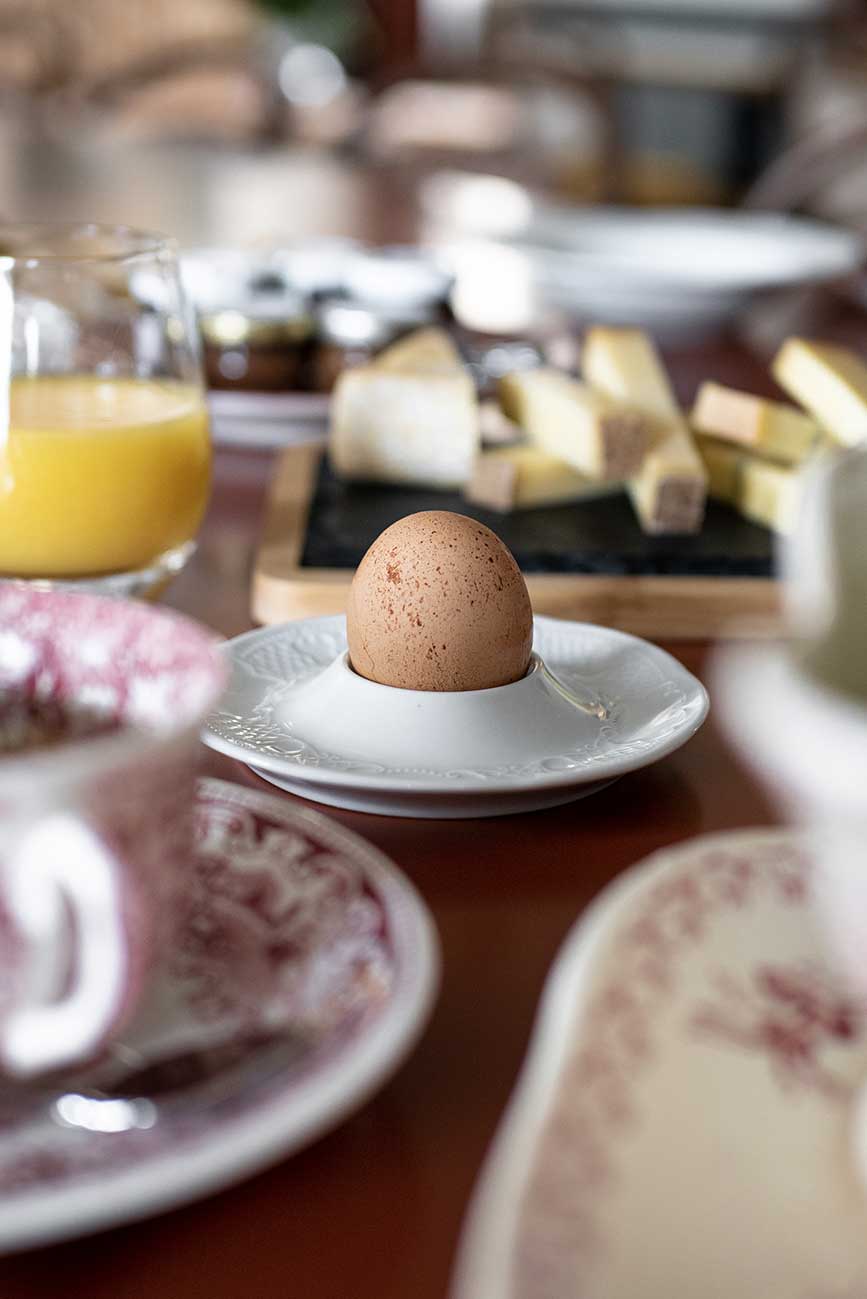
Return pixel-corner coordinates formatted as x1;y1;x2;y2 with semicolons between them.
208;390;328;449
453;828;867;1299
0;778;438;1254
203;615;708;818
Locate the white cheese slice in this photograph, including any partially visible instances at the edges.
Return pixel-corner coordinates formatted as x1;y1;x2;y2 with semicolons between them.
499;367;648;481
374;327;463;374
772;338;867;447
697;435;802;534
582;327;707;534
465;444;619;512
329;366;478;487
690;381;821;465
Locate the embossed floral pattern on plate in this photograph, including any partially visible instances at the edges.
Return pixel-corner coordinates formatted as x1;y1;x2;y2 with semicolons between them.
204;615;708;792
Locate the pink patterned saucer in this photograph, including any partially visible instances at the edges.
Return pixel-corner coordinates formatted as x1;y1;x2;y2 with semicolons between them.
454;830;867;1299
0;778;438;1255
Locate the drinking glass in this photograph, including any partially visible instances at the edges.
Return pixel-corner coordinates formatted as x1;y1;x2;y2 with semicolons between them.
0;223;210;595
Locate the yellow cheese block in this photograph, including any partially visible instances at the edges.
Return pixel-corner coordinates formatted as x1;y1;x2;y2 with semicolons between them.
690;381;821;465
374;327;463;374
697;436;742;502
772;338;867;447
696;435;802;534
499;367;647;481
582;327;707;534
464;444;619;512
329;366;478;487
740;456;802;535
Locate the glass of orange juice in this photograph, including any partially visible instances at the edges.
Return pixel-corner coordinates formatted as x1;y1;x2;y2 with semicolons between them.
0;223;210;594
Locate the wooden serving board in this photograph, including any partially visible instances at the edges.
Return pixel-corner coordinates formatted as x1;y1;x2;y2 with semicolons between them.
251;444;782;639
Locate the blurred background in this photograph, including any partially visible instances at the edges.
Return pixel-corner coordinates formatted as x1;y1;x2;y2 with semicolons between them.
5;0;867;354
3;0;867;221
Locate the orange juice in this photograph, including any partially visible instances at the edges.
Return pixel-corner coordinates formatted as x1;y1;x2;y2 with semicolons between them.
0;375;210;577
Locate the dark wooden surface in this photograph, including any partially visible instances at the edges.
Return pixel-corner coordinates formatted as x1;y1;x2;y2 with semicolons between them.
0;440;779;1299
0;136;801;1296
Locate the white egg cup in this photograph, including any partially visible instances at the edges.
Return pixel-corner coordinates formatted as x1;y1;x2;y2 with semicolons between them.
204;614;708;818
276;652;606;773
716;447;867;1198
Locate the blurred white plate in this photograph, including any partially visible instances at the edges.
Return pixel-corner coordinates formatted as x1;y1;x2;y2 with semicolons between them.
516;207;863;340
424;177;863;340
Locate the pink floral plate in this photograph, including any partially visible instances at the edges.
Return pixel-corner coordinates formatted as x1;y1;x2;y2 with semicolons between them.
453;829;867;1299
0;778;438;1255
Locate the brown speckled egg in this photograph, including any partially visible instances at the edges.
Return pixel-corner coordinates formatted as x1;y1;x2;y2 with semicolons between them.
346;511;533;691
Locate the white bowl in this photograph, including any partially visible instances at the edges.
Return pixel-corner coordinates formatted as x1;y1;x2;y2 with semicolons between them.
717;646;867;999
426;183;864;341
521;209;863;342
716;446;867;999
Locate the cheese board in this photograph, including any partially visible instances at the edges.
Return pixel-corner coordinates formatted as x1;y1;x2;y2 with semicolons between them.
250;444;781;639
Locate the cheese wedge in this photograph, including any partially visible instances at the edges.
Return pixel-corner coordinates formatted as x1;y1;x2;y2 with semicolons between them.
329;366;478;487
697;436;743;502
772;338;867;447
582;326;680;417
374;327;463;374
582;327;707;534
696;436;801;534
464;445;619;512
478;399;522;446
690;381;821;465
499;367;648;480
739;456;802;535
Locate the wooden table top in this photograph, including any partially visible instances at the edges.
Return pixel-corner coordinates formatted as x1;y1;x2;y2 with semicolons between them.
0;440;779;1299
0;129;813;1294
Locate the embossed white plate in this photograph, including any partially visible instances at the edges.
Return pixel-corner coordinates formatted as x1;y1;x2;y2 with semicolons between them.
453;829;867;1299
0;778;438;1253
202;615;708;818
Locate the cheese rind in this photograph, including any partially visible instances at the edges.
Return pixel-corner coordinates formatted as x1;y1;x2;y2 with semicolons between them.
690;381;821;465
374;327;463;374
499;367;648;480
696;435;801;534
582;327;707;534
772;338;867;447
464;445;619;512
329;367;478;487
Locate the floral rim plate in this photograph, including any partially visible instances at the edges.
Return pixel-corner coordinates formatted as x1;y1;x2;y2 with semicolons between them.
0;778;439;1254
453;828;867;1299
202;615;708;818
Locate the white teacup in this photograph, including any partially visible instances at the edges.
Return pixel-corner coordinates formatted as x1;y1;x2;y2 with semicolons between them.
717;446;867;1178
0;585;225;1077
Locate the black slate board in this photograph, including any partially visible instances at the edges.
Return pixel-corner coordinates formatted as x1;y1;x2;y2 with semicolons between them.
301;459;775;578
